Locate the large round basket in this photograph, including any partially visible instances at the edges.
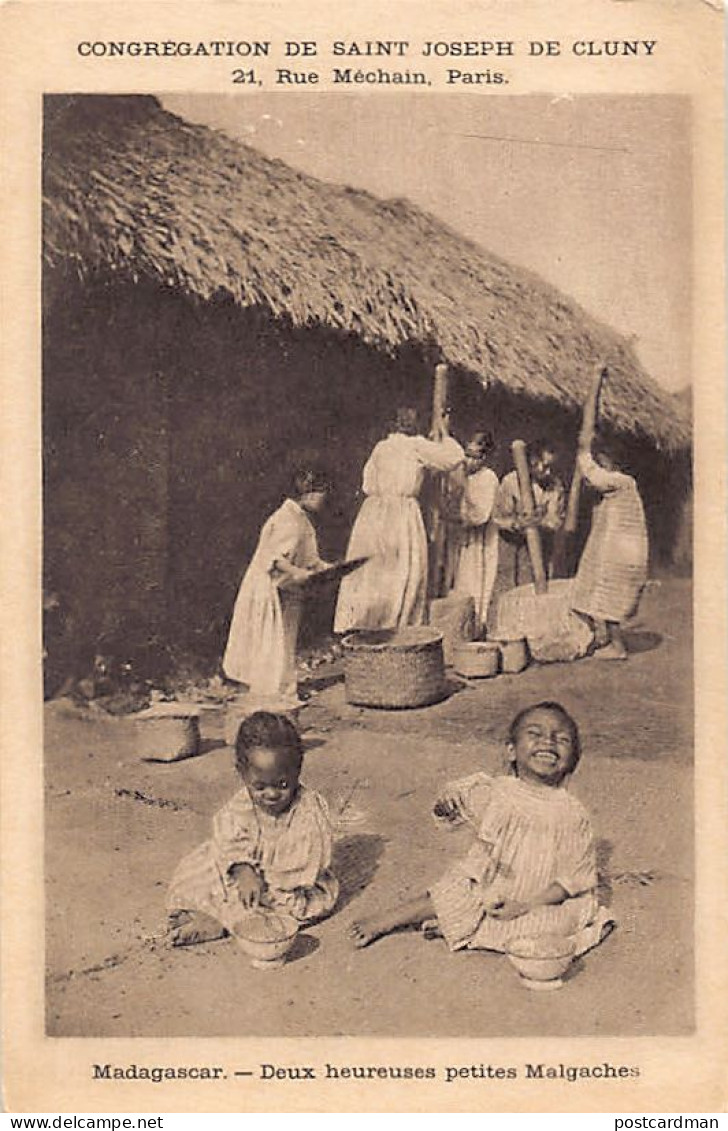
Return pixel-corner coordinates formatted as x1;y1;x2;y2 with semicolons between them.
342;628;446;709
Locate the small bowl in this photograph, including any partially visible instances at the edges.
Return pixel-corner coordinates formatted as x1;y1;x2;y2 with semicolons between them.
230;909;299;969
453;641;500;679
493;637;529;674
506;934;576;990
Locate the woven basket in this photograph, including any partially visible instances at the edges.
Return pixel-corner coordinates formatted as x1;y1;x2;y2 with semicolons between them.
453;640;501;679
132;714;201;762
342;628;446;709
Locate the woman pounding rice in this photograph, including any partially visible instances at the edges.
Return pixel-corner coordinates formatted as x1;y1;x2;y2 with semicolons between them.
334;407;464;633
571;375;649;661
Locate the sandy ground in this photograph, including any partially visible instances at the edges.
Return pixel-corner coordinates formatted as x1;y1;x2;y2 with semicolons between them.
45;579;693;1038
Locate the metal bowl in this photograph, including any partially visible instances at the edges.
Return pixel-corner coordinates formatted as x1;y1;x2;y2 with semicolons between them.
230;909;299;969
506;934;576;989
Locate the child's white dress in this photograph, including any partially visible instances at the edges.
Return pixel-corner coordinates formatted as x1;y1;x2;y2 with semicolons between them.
451;466;500;631
223;498;325;703
168;785;339;931
430;772;611;953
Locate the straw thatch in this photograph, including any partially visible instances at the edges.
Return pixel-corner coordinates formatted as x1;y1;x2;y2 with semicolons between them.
43;95;689;453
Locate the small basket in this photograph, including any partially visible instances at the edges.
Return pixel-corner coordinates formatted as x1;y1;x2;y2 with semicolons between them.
493;636;529;674
453;640;500;679
342;628;446;709
132;714;200;762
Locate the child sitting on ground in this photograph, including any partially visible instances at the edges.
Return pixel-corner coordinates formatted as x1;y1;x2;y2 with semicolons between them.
168;711;339;947
350;701;611;956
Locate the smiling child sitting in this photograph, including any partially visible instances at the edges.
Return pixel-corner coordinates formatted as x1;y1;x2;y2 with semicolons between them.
350;701;612;955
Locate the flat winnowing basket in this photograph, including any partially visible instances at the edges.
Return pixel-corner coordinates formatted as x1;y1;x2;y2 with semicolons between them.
342;628;446;709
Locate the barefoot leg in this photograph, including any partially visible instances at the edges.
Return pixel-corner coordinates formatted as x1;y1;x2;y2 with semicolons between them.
169;909;228;947
595;623;628;661
349;894;434;949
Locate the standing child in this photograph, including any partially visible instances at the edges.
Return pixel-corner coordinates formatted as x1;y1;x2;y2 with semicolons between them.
570;384;649;661
223;467;332;710
168;711;339;947
350;701;611;956
450;431;500;634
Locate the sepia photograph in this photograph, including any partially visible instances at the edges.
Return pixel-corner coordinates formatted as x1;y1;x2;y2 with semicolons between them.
41;90;695;1041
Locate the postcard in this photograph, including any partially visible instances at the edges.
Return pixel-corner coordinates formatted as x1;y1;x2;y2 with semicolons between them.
1;0;725;1113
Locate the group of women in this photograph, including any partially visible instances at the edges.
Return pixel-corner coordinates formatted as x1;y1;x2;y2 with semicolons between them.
223;392;648;708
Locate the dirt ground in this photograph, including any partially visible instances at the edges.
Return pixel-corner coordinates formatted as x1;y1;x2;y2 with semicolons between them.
45;579;693;1038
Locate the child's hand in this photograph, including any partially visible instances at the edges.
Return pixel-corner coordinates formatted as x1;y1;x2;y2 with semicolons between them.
484;898;530;920
433;788;468;824
229;863;264;909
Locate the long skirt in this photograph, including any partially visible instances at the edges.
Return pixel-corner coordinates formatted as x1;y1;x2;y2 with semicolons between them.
452;523;499;632
334;496;428;633
223;568;303;700
571;512;648;624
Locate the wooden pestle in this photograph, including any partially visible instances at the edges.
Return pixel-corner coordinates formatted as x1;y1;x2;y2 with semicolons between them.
511;439;548;595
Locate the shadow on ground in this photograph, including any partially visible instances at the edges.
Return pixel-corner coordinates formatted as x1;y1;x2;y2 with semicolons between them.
624;630;663;655
332;834;386;912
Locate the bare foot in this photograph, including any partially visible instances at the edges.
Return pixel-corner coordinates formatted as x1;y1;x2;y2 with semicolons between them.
594;642;627;661
349;910;406;949
168;910;228;947
421;918;444;941
349;918;384;949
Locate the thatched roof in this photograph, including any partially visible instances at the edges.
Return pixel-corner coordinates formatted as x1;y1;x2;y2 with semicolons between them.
43;95;690;451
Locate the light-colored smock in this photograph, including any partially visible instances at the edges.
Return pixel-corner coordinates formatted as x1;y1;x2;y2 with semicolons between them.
494;470;565;583
571;453;649;623
223;499;324;701
168;785;339;929
334;433;464;633
451;466;500;631
430;772;610;954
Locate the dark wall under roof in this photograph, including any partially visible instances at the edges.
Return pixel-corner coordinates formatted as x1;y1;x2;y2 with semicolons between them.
43;272;691;684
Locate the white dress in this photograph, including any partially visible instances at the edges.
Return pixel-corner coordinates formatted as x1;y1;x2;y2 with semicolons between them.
334;433;464;633
430;772;611;954
222;499;324;701
452;467;499;631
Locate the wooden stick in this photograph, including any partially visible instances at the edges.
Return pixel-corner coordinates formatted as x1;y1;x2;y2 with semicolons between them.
431;362;449;435
564;366;607;534
428;362;450;598
511;439;548;595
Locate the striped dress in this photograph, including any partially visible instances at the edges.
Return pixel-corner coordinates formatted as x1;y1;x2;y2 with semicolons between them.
429;772;610;954
168;785;339;931
571;453;648;623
